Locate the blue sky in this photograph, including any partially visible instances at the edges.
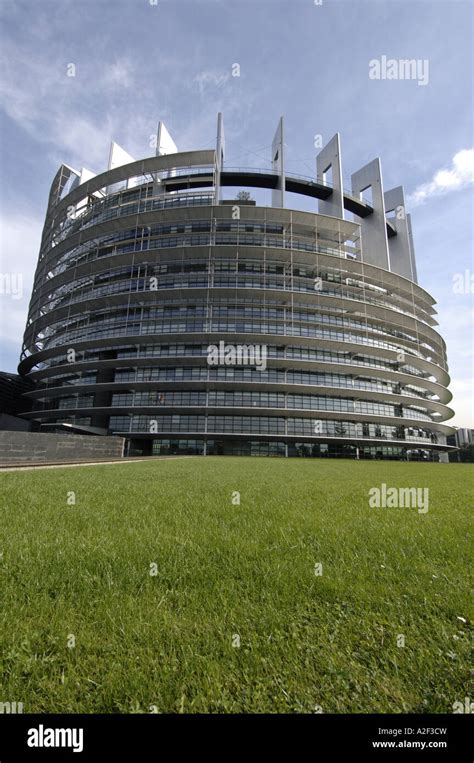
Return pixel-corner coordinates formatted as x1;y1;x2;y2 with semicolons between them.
0;0;472;425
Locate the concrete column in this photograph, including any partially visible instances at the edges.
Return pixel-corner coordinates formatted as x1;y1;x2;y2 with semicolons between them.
271;116;285;208
316;133;344;218
153;122;178;196
155;122;177;157
407;213;418;284
215;112;225;203
384;186;414;281
351;158;390;270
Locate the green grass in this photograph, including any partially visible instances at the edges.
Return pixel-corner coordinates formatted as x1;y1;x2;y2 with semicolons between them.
0;457;472;714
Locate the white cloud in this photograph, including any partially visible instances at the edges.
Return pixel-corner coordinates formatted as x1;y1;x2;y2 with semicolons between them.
448;378;474;428
0;38;143;170
193;70;230;96
435;304;474;428
0;212;44;366
0;27;257;172
408;149;474;205
101;59;135;89
48;114;116;172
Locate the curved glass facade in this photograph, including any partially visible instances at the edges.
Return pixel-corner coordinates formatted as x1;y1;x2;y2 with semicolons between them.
18;148;455;459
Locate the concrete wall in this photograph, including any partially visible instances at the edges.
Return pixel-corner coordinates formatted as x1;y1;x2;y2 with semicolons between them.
0;431;125;464
0;413;31;432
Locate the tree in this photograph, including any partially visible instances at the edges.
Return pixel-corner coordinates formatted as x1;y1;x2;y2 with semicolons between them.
235;191;252;201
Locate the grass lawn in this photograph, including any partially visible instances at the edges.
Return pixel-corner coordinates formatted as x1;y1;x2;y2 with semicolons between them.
0;457;472;714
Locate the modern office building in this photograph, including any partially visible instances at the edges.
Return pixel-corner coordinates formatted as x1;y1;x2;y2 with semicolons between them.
454;428;474;448
447;428;474;462
18;115;455;459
